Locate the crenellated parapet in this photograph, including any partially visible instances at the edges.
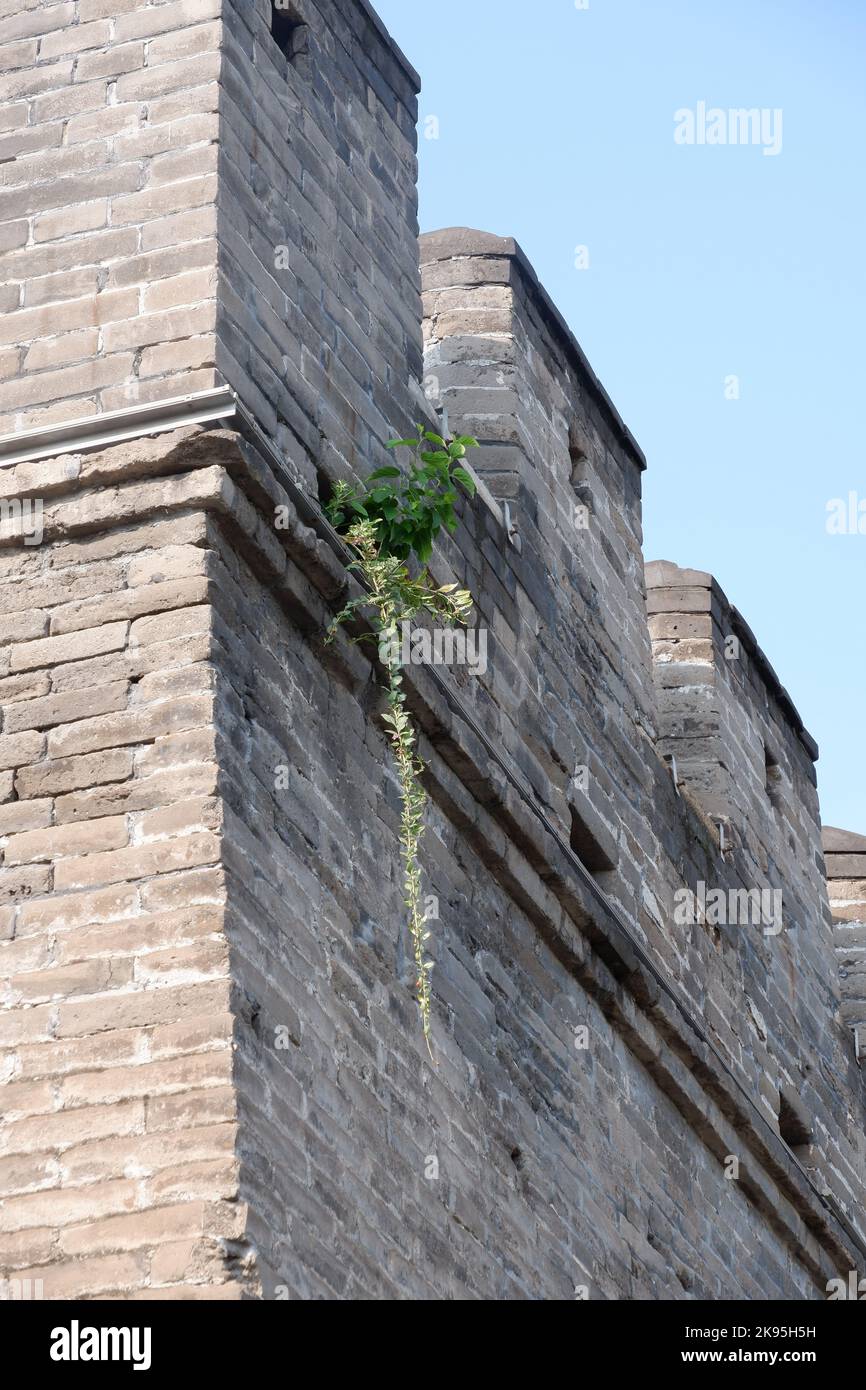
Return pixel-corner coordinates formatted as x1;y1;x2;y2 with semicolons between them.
0;0;863;1304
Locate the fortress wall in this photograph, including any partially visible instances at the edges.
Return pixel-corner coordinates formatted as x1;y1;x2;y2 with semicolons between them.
216;0;425;492
0;0;864;1302
825;829;866;1047
0;0;223;435
0;434;251;1300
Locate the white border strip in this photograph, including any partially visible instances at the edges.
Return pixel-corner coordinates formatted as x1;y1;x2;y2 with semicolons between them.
0;386;238;469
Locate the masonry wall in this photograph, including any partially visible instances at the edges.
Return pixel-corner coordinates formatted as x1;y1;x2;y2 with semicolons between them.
0;434;256;1299
825;828;866;1057
0;0;424;476
421;228;655;928
2;421;866;1299
1;0;865;1303
216;0;425;493
0;0;222;435
645;560;850;1148
211;472;829;1299
208;421;865;1298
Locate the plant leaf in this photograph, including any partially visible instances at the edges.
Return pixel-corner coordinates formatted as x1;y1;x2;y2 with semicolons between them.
452;467;477;495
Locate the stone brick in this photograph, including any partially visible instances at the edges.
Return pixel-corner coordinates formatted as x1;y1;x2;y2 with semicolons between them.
33;201;108;244
0;610;48;645
11;954;134;1003
3;681;128;734
24;328;101;373
142;267;217;314
11;622;128;673
54;830;220;891
0;39;38;72
0;798;52;835
0;352;135;414
4;815;128;867
101;303;216;355
0;59;74;103
140;204;217;253
60;1050;232;1108
56;980;229;1040
38;18;110;59
49;577;209;636
46;694;213;759
60;1201;208;1258
0;1091;141;1156
0;346;20;381
0;1179;140;1234
113;0;221;43
0;292;139;349
0;164;143;223
0;219;27;253
15;748;133;800
0;730;44;772
16;883;137;936
65;102;141;145
24;1252;149;1298
74;41;144;83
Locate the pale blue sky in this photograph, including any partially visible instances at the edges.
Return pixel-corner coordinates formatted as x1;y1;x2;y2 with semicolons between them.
376;0;865;833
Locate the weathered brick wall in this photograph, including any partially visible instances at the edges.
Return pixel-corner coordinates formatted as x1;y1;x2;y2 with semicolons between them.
644;562;864;1215
1;0;422;472
825;828;866;1055
205;422;864;1298
1;0;864;1303
421;228;655;930
2;422;865;1299
0;434;255;1299
0;0;221;434
419;238;866;1235
216;0;424;491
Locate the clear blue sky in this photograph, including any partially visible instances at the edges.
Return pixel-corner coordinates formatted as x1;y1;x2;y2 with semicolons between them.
376;0;865;834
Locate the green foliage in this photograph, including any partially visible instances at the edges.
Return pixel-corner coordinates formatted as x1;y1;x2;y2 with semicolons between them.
326;428;478;564
325;432;480;1055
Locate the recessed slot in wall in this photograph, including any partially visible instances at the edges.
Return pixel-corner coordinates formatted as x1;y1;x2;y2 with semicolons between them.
271;2;308;65
569;801;617;878
778;1088;812;1155
765;744;783;811
315;468;331;513
569;427;593;504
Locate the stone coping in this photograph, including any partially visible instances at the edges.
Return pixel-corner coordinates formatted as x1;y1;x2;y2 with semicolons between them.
646;560;820;763
420;227;647;474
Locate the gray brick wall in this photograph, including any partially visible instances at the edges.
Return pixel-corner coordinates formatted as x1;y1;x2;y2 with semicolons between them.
1;0;864;1302
216;0;425;493
825;828;866;1043
0;0;222;434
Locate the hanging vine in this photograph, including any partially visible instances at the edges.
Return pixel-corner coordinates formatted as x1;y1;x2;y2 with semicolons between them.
325;429;479;1056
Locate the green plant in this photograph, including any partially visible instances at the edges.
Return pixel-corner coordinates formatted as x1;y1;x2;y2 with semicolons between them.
327;429;479;563
325;430;479;1056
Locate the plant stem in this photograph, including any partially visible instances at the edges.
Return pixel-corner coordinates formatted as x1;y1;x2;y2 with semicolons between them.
366;564;435;1059
382;646;434;1061
325;520;474;1061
